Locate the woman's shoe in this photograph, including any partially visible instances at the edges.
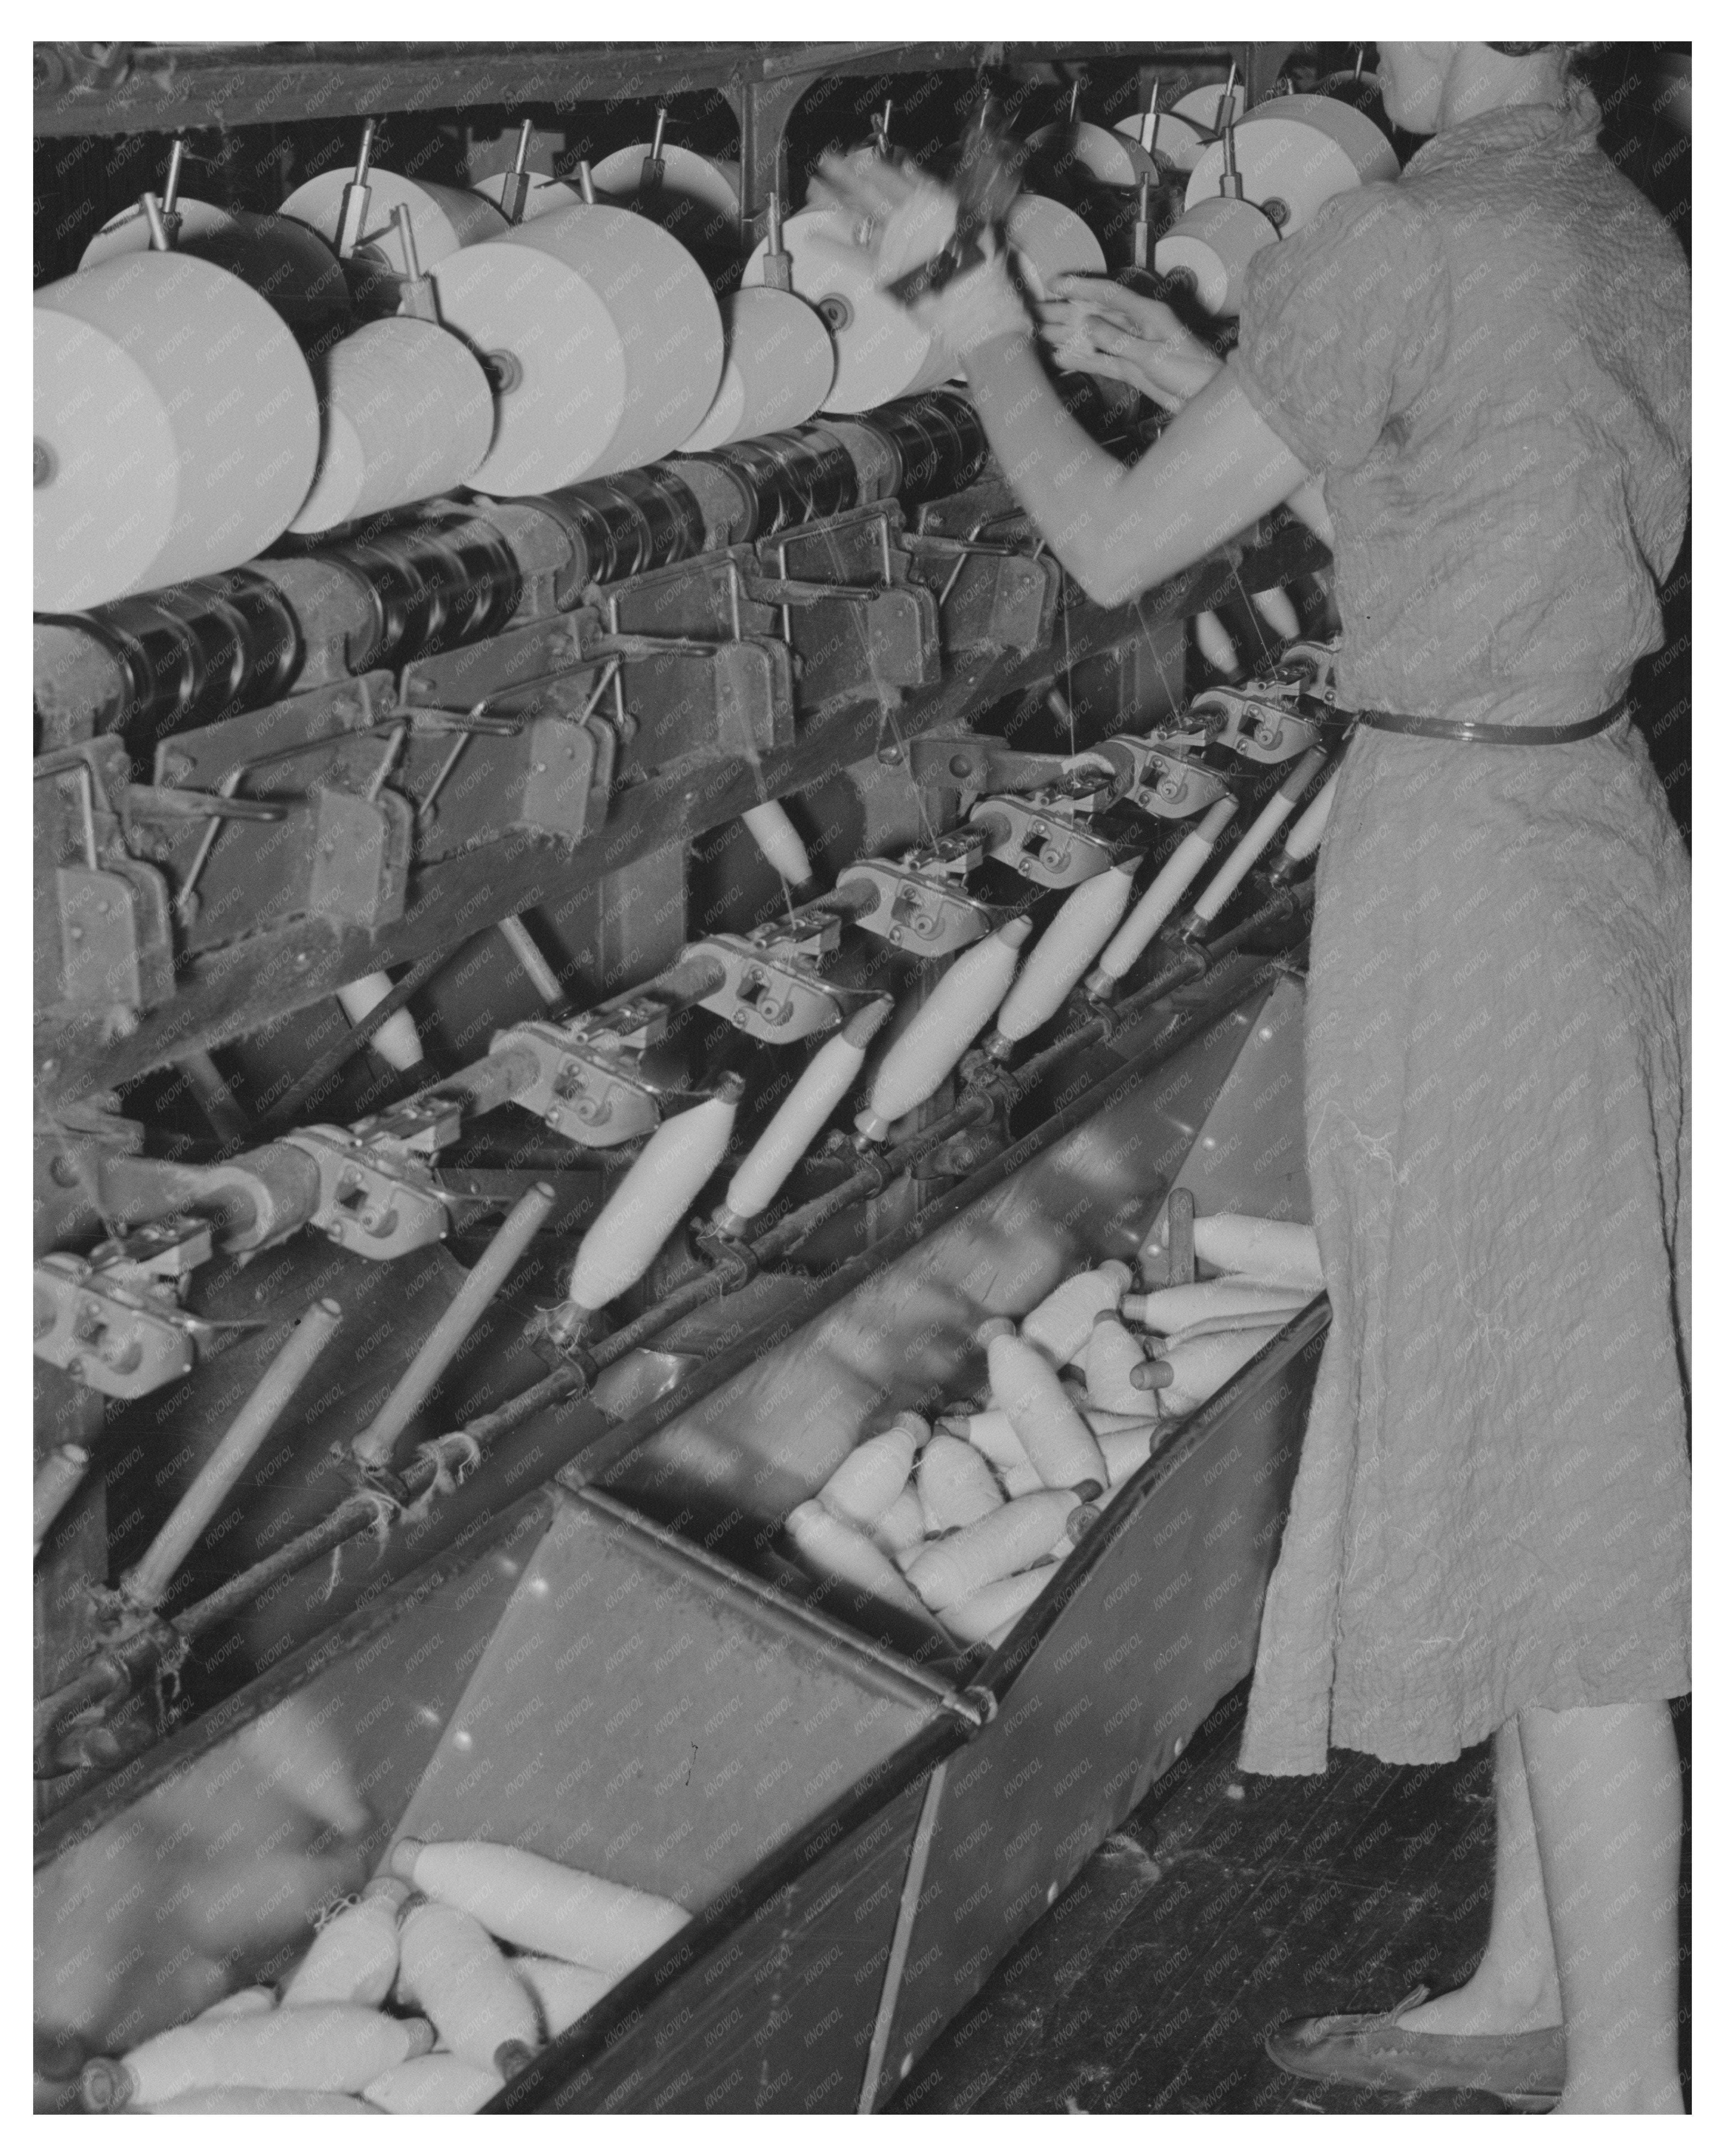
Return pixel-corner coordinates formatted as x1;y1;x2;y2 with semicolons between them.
1265;1985;1565;2110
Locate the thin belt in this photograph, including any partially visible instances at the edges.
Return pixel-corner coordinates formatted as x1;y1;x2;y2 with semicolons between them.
1354;693;1629;746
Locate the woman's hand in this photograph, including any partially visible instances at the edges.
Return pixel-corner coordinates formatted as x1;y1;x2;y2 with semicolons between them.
1034;275;1223;411
808;150;1031;363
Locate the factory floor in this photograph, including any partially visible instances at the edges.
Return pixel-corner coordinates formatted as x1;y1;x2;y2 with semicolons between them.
889;1684;1692;2116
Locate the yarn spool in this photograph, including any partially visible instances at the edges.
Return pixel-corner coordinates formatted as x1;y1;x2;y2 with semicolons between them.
429;204;723;492
743;208;952;414
81;198;353;356
1003;192;1108;297
79;194;234;262
280;168;508;270
470;170;586;223
680;287;835;451
1153;193;1281;316
1184;94;1397;237
1314;66;1391;129
34;253;319;613
591;143;741;267
1114;108;1211;172
1026;120;1159;191
1173;81;1247;132
291;318;495;534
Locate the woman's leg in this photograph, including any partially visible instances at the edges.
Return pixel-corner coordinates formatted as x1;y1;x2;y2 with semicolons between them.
1519;1699;1684;2113
1400;1717;1561;2036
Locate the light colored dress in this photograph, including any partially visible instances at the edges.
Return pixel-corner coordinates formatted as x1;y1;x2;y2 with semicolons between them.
1227;91;1691;1774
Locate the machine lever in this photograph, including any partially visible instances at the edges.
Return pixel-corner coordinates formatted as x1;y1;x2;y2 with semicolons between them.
121;1298;344;1609
908;733;1115;803
350;1182;556;1472
123;784;287;826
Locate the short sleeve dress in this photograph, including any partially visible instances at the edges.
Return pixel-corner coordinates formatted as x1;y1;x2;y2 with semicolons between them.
1225;93;1691;1775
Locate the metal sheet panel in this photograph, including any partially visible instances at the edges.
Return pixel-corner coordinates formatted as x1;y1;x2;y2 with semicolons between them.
870;1306;1328;2098
392;1490;946;1916
505;1766;939;2115
34;1492;553;2065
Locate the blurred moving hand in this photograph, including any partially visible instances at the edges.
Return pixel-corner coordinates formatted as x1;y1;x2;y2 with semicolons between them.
809;149;1031;362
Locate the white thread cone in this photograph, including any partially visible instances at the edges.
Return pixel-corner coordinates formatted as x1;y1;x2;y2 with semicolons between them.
856;918;1031;1139
995;863;1140;1043
566;1083;740;1313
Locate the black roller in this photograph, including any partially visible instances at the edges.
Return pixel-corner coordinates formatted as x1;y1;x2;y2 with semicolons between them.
37;569;303;744
536;464;707;587
319;507;522;672
696;423;861;539
869;390;991;508
37;383;1164;743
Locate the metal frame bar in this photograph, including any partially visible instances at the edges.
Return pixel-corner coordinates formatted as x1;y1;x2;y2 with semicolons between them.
858;1761;949;2112
34;42;1269;138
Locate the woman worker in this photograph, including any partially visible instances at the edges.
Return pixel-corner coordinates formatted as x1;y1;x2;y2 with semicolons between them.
818;40;1690;2114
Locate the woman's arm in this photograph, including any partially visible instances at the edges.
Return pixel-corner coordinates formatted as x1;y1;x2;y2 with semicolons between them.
1036;275;1336;555
960;326;1317;608
810;152;1323;607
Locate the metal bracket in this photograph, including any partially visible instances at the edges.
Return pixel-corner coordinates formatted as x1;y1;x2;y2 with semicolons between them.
486;1004;682;1148
1094;734;1235;820
34;743;176;1016
684;914;848;1042
691;1225;760;1291
1279;635;1344;704
150;672;395;793
966;792;1121;889
280;1126;450;1259
396;612;595;711
1187;686;1325;766
91;1214;214;1288
34;1246;199;1400
834;834;1003;957
906;733;1109;805
748;507;942;699
391;706;611;854
349;1095;464;1160
901;532;1060;654
141;712;416;946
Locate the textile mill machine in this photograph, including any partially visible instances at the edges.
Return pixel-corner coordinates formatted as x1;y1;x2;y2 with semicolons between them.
32;39;1391;2113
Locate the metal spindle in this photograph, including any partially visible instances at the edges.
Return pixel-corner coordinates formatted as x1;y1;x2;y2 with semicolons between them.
335;118;379;257
498;117;535;224
121;1298;344;1611
497;914;562;1005
139;191;172;252
33;1445;92;1555
1186;748;1328;927
351;1181;558;1471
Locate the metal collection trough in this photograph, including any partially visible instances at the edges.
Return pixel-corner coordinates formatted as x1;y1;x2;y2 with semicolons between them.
35;960;1323;2113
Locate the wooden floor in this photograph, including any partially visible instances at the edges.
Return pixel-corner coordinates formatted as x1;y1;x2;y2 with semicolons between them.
889;1685;1691;2115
